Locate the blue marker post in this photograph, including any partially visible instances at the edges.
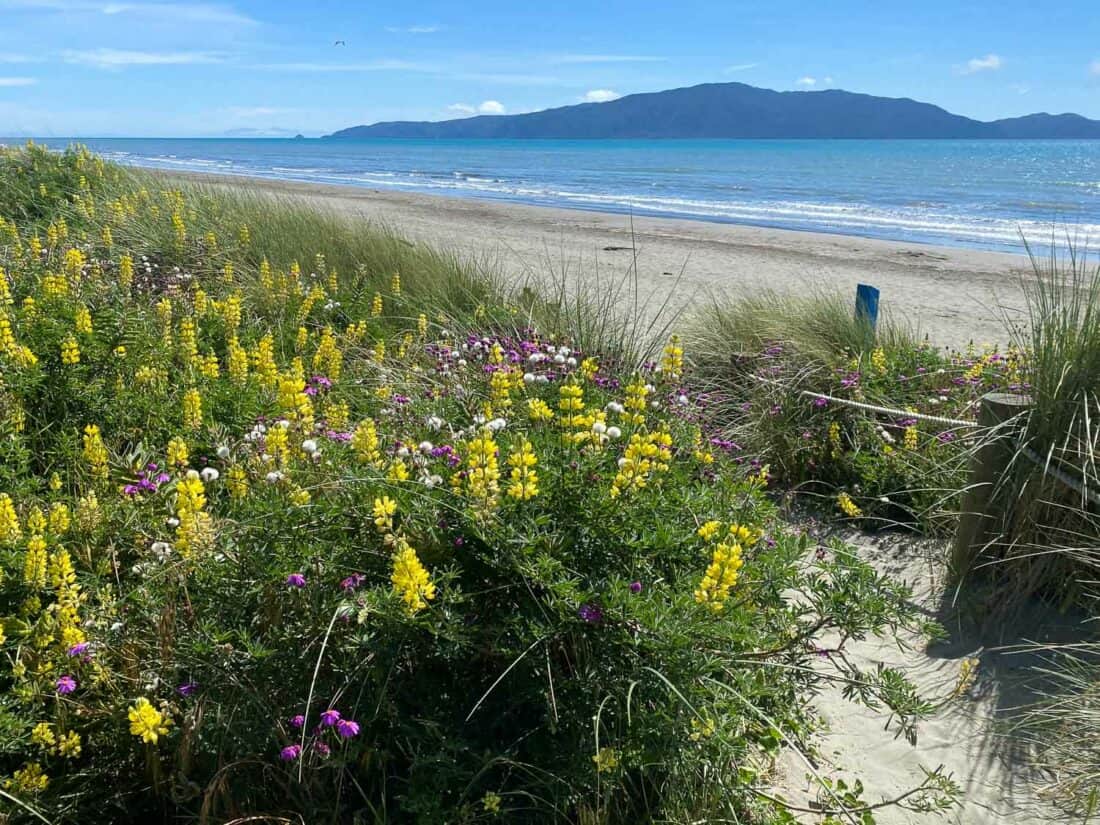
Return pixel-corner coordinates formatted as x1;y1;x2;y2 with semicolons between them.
855;283;880;335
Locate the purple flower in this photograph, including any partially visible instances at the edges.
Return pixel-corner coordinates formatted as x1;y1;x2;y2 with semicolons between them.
578;604;603;624
937;431;956;444
335;719;360;738
454;536;465;548
56;675;77;694
629;581;643;594
341;573;366;592
67;642;90;657
314;741;331;756
812;397;828;408
285;573;307;588
177;681;198;696
280;744;302;761
320;709;341;726
290;714;305;729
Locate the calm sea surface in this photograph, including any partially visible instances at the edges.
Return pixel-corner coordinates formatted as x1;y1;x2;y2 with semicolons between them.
21;137;1100;253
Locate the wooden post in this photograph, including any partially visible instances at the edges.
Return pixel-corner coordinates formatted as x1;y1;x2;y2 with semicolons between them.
855;284;880;333
950;393;1031;582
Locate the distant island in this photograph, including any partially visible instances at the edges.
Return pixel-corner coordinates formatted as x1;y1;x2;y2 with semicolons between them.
325;82;1100;140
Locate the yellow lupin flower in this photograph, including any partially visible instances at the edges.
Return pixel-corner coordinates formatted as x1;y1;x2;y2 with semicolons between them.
693;540;743;612
60;334;81;365
352;419;383;466
527;398;554;422
592;747;620;773
226;465;249;500
166;435;189;468
0;493;22;543
506;439;539;500
837;492;862;518
660;334;684;380
182;388;203;429
623;376;650;425
128;697;171;744
390;272;401;294
464;429;501;514
74;305;93;334
82;424;109;480
391;538;435;614
371;292;383;317
4;762;48;794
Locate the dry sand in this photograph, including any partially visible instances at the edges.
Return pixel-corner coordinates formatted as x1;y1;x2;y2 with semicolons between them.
170;172;1034;349
773;520;1064;825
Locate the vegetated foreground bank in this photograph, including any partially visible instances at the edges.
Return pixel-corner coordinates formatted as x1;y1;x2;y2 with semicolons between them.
0;145;977;823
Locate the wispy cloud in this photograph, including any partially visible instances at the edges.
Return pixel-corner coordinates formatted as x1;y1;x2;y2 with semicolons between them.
723;62;758;74
446;100;506;115
63;48;224;68
224;105;297;118
795;76;816;86
384;24;441;33
1009;83;1031;95
1090;60;1100;77
0;76;36;86
582;89;620;103
253;60;436;73
548;54;665;64
0;0;256;24
454;72;561;86
0;53;37;63
959;53;1003;74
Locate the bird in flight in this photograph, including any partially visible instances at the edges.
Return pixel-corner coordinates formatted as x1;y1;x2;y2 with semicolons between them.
334;40;346;46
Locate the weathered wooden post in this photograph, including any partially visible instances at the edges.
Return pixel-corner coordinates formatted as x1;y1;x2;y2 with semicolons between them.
950;392;1031;582
855;283;880;333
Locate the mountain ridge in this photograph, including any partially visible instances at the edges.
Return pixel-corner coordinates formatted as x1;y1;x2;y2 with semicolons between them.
324;82;1100;140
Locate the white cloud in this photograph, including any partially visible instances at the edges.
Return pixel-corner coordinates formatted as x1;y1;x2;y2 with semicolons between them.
0;1;255;24
0;54;36;63
384;24;441;33
446;100;506;116
582;89;620;103
63;48;224;68
796;76;816;86
961;53;1003;74
1010;83;1031;95
549;54;665;64
823;76;834;85
723;62;758;74
1090;60;1100;77
0;76;36;86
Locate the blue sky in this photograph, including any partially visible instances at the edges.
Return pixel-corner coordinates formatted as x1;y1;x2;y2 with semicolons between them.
1;0;1099;137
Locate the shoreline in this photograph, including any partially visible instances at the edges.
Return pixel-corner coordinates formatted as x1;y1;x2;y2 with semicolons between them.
164;169;1033;347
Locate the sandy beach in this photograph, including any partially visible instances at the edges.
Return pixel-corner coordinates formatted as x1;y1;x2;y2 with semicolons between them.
168;172;1034;348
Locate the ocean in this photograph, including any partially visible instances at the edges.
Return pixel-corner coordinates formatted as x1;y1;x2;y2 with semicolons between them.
22;137;1100;254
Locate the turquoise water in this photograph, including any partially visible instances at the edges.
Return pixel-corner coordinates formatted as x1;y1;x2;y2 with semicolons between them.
21;137;1100;253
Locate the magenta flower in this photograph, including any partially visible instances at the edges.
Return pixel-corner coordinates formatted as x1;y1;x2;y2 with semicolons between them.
629;581;642;594
67;642;90;657
335;719;360;738
578;604;603;624
314;741;332;756
341;573;365;592
320;709;341;726
279;744;302;761
290;714;305;729
285;573;307;588
56;675;77;694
